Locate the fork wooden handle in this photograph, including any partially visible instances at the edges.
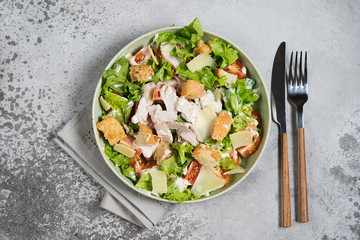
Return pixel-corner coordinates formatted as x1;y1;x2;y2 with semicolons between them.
282;133;291;227
298;128;309;222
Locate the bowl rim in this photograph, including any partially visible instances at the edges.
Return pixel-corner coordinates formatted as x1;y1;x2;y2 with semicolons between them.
92;26;271;203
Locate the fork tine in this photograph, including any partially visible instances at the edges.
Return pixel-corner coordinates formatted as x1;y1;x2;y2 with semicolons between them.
294;51;298;86
304;51;308;86
299;51;303;86
289;52;294;86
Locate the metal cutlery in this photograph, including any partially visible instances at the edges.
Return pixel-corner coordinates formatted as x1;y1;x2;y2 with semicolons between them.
271;42;291;227
287;51;309;222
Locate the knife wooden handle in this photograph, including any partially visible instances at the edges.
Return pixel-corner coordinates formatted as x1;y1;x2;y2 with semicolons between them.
298;128;309;222
282;133;291;227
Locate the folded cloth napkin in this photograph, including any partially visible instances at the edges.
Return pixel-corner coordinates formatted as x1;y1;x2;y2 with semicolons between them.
55;102;170;229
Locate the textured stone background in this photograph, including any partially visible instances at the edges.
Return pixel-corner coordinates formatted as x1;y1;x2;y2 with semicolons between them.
1;0;359;239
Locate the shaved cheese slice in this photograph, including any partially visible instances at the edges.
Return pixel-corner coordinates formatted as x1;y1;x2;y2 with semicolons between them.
160;44;182;68
224;166;246;175
113;143;136;158
217;69;238;84
186;53;216;72
148;45;159;65
191;166;226;197
194;106;217;142
230;131;254;148
150;170;167;194
99;96;111;111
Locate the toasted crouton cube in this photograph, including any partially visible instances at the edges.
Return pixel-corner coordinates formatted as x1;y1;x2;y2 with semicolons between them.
96;116;126;145
192;145;221;169
136;124;157;145
130;65;154;83
194;40;212;56
181;80;204;99
214;69;238;84
153;141;172;165
212;112;233;141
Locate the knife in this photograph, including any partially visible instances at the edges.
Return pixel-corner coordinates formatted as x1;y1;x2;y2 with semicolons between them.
271;42;291;227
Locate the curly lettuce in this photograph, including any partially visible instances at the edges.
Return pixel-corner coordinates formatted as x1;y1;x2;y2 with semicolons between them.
176;62;227;89
104;145;136;182
135;173;152;191
219;157;237;171
222;78;259;116
159;155;182;176
172;142;194;165
161;179;197;203
151;61;174;83
180;17;204;47
208;38;239;68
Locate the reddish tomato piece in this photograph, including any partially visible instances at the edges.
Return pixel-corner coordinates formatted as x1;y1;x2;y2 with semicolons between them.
223;174;231;185
224;59;246;79
176;44;184;49
237;135;262;158
152;84;164;101
251;108;262;125
230;148;240;165
120;135;142;156
184;160;202;185
134;51;146;64
112;90;122;96
143;160;157;169
129;158;143;179
212;169;231;185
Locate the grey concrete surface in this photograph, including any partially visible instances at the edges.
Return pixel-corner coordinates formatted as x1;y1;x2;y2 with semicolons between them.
1;0;359;239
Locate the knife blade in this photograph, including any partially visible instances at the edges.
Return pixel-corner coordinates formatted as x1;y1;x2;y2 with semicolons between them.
271;42;291;227
271;42;287;133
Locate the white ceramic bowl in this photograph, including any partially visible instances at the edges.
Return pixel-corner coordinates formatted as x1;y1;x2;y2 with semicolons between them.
92;26;271;203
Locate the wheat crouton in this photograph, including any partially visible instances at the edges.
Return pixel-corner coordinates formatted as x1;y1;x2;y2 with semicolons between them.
194;40;212;56
153;141;172;165
214;68;238;84
136;123;157;145
192;145;221;169
96;116;126;145
181;80;204;99
130;65;154;83
212;112;233;141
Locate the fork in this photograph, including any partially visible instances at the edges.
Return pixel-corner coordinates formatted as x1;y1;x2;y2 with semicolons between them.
287;51;309;222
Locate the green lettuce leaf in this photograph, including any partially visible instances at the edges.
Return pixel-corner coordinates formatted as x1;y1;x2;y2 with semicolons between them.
102;57;129;90
180;18;204;47
162;179;198;203
104;144;119;159
111;152;133;167
135;173;152;191
101;56;143;104
220;157;237;171
172;142;194;165
156;31;177;44
104;145;136;182
204;135;232;154
171;45;194;62
232;115;255;132
222;78;259;116
160;155;182;176
208;38;239;68
121;166;136;182
103;90;129;111
151;61;174;83
176;116;186;123
176;62;226;89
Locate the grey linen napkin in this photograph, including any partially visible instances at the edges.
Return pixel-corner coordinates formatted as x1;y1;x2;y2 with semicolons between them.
55;102;170;229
